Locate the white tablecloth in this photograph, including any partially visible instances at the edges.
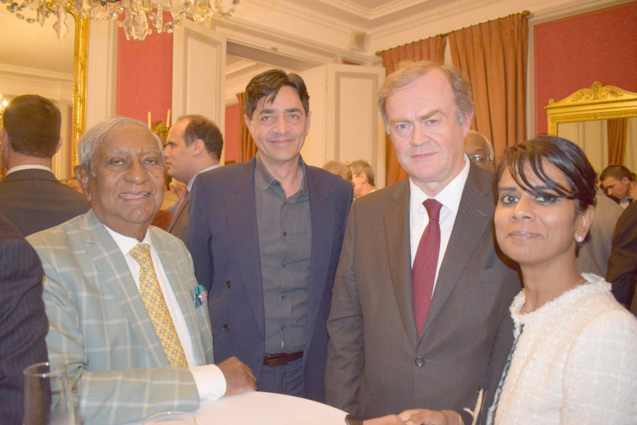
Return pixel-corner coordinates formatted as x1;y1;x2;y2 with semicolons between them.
137;392;347;425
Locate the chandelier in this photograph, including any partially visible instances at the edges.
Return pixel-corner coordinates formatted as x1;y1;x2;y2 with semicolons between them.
0;0;240;40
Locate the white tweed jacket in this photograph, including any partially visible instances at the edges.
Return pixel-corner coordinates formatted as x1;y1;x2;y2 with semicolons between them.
488;274;637;425
27;210;214;425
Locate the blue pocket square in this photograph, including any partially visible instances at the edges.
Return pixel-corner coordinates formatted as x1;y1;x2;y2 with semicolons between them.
194;285;208;308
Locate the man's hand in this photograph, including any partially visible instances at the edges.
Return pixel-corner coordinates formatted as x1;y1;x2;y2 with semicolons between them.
364;415;406;425
217;356;257;397
364;409;462;425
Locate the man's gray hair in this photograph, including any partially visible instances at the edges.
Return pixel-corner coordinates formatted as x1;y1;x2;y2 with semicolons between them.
77;117;163;171
378;61;475;134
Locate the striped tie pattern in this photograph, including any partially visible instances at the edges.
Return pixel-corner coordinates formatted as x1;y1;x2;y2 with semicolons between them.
129;243;188;368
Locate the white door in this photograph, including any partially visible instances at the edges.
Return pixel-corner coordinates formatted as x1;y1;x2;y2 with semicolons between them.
301;64;386;188
173;20;226;138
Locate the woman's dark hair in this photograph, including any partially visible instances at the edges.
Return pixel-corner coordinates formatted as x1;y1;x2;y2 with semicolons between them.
496;136;597;244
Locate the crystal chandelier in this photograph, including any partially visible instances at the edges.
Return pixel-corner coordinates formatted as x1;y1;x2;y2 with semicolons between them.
1;0;240;40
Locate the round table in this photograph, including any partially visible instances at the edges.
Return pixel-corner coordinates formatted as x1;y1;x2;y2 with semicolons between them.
141;392;347;425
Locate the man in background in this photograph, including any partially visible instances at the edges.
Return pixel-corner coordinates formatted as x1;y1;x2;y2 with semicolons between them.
28;117;255;424
326;61;519;424
0;94;88;236
464;130;495;171
350;159;376;198
186;69;352;402
600;164;636;208
0;212;48;424
576;177;623;277
607;201;637;312
164;114;223;240
323;160;352;184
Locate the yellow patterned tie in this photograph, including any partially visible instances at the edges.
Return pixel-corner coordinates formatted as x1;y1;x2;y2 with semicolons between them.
129;243;188;368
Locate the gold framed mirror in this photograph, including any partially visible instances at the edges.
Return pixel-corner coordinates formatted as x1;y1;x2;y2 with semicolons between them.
71;15;89;169
546;82;637;173
0;10;88;176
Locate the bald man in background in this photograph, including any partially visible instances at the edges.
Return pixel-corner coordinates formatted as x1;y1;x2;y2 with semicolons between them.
464;130;494;171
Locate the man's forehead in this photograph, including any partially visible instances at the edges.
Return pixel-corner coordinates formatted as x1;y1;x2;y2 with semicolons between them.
100;127;161;153
602;177;620;185
256;88;303;109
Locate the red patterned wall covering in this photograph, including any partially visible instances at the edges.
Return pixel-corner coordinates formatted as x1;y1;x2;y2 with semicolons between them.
116;13;173;125
534;1;637;135
224;103;239;162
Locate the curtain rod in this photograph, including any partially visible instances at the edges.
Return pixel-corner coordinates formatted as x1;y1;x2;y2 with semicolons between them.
375;10;531;56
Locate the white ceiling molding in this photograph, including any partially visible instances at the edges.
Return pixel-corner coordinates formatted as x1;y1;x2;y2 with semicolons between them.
237;0;369;32
315;0;439;20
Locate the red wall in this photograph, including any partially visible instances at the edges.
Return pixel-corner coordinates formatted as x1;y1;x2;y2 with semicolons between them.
116;16;173;125
534;2;637;135
224;103;239;162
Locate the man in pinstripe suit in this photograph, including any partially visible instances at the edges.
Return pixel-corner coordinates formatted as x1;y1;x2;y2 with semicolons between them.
27;118;255;425
0;212;49;424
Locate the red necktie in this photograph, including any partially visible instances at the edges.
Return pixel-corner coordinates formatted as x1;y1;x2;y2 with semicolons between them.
413;199;442;338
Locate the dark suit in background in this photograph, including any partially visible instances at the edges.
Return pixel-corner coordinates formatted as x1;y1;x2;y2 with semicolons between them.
167;190;190;239
326;165;520;421
607;201;637;312
0;168;89;236
187;159;352;402
0;212;49;424
576;188;623;276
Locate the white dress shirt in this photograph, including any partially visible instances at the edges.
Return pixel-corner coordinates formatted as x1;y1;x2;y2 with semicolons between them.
409;157;471;293
187;164;220;192
104;225;226;399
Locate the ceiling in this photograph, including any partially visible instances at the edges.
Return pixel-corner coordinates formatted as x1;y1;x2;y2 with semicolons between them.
0;0;456;90
0;8;75;74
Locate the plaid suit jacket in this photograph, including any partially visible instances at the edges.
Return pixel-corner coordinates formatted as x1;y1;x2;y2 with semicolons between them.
27;210;214;425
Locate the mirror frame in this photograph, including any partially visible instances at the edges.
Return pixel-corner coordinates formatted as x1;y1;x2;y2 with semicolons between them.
71;15;89;169
546;82;637;136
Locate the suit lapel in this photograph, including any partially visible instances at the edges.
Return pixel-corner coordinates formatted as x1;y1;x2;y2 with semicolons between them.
82;211;169;367
167;192;190;233
305;168;333;350
224;160;265;333
384;180;419;348
422;165;494;334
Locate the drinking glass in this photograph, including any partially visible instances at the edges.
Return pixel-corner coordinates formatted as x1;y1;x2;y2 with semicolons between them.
143;411;196;424
23;362;75;425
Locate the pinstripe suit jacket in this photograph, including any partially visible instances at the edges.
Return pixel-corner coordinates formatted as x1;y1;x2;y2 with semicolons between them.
27;210;214;425
0;168;89;236
326;163;521;422
0;213;48;425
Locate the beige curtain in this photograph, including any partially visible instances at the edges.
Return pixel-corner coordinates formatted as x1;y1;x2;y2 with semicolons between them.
237;92;257;162
381;36;446;186
608;118;628;165
448;12;528;159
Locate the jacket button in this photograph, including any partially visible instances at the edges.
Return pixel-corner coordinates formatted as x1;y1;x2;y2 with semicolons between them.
226;281;231;289
415;357;425;367
223;324;230;332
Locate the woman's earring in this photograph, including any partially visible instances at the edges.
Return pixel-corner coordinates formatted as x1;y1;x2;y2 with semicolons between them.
576;235;583;243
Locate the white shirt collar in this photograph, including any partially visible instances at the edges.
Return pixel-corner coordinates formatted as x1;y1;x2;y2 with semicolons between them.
104;225;153;257
187;164;220;192
409;155;471;215
6;164;52;175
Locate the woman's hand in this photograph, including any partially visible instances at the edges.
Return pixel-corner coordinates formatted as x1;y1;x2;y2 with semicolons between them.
363;409;463;425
